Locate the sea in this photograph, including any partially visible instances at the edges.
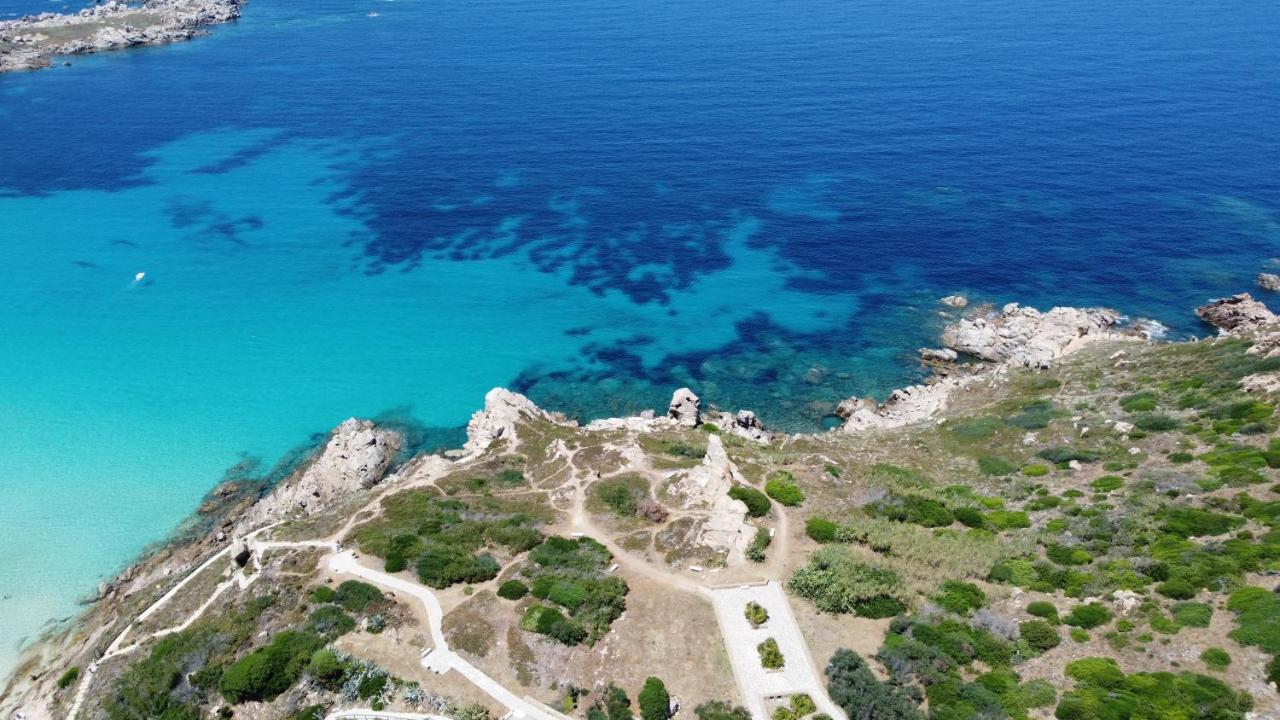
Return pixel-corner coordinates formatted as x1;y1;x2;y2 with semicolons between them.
1;0;1278;677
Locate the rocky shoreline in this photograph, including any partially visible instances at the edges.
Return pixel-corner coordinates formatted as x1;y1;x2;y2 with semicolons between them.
2;291;1277;718
0;0;242;73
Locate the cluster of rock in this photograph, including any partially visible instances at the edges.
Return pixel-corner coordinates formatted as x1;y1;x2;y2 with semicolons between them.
0;0;242;72
665;433;755;560
1195;293;1280;334
939;303;1126;370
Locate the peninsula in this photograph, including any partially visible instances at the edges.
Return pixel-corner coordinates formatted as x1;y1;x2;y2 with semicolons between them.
0;0;242;73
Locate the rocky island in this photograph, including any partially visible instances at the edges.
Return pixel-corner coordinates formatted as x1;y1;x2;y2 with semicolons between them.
0;0;242;73
2;293;1279;720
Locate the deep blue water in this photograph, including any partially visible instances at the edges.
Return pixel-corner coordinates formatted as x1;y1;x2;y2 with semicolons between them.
1;0;1278;674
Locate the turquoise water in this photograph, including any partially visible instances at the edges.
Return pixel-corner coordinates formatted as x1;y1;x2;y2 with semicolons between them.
2;0;1279;675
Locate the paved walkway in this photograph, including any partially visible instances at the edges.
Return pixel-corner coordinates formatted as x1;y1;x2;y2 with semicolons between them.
705;582;845;720
326;711;451;720
327;551;572;720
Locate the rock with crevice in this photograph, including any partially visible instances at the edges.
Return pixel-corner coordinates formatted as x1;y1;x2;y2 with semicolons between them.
463;387;562;455
665;435;753;560
1195;293;1279;334
668;387;702;427
236;418;401;529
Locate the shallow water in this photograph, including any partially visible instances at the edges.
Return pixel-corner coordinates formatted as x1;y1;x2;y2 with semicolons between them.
1;0;1278;674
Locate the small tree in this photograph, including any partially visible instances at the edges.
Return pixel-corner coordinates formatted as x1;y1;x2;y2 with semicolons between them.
758;638;785;669
638;677;672;720
745;601;769;628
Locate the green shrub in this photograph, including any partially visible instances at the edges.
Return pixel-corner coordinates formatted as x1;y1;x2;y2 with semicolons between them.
306;649;344;688
1065;657;1125;688
1027;600;1059;623
497;580;529;600
1063;603;1111;629
729;486;771;517
758;638;785;669
935;581;986;614
56;666;79;689
1162;507;1245;537
1056;655;1252;720
1134;414;1180;432
954;507;986;528
1069;628;1089;643
220;631;325;703
1226;586;1280;656
790;694;816;717
805;517;838;543
825;650;923;720
1022;464;1050;477
950;416;1002;440
694;701;751;720
745;527;772;563
765;473;805;506
986;510;1030;530
309;586;336;604
306;605;355;639
1200;647;1231;671
594;477;645;517
638;677;672;720
1120;392;1158;412
787;547;906;616
416;547;500;588
1172;602;1212;628
1020;620;1061;652
333;580;383;612
978;455;1018;476
1091;476;1124;492
1157;579;1197;600
1169;451;1195;464
868;493;954;527
745;601;769;628
1038;447;1099;464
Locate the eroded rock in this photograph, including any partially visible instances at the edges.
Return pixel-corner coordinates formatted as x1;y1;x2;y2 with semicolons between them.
668;387;702;427
1196;293;1279;334
942;303;1124;369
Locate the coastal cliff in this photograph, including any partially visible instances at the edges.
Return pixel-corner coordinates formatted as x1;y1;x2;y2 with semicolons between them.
3;293;1279;720
0;0;242;73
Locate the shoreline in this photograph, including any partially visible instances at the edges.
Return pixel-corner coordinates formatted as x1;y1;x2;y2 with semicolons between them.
2;291;1276;716
0;0;242;73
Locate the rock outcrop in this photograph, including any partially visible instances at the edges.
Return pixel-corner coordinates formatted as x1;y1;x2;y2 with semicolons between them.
668;387;702;427
237;418;400;528
839;374;986;433
1196;293;1279;334
463;387;559;455
665;435;753;560
0;0;242;73
1259;273;1280;292
939;295;968;309
942;303;1124;369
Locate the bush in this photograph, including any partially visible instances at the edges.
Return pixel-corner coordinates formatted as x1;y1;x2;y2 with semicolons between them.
729;486;771;517
758;638;785;669
695;702;751;720
1134;413;1180;432
1090;476;1124;492
1027;601;1059;623
56;666;79;689
1069;628;1089;643
1162;507;1245;538
1200;647;1231;671
954;507;986;528
935;581;986;614
220;631;324;703
978;455;1017;476
790;694;816;717
745;601;769;628
594;478;644;517
1172;599;1208;627
1020;620;1061;652
825;649;923;720
1063;603;1111;629
309;586;336;604
1157;579;1197;600
1120;392;1158;412
765;473;805;506
985;510;1030;530
745;527;772;563
787;547;907;616
333;580;383;612
1038;447;1100;464
638;677;671;720
417;547;500;588
1022;464;1050;477
306;605;356;639
306;649;344;688
497;580;529;600
805;517;838;543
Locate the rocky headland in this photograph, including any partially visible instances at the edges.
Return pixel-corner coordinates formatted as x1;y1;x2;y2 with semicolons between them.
3;291;1279;720
0;0;241;73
